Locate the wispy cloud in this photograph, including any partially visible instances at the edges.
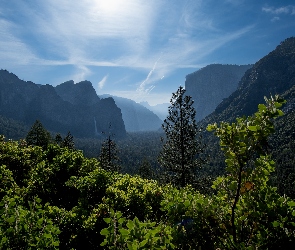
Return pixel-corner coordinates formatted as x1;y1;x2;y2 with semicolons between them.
1;0;254;74
71;65;91;83
0;19;37;66
0;0;260;104
271;16;280;22
137;56;161;94
98;75;108;89
262;5;295;15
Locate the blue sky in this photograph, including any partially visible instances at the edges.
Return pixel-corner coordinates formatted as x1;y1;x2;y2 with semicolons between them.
0;0;294;105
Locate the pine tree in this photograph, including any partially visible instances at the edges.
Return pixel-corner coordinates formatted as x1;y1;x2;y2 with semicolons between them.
62;131;75;149
26;120;51;148
138;158;155;180
55;133;63;146
98;125;120;172
158;86;205;187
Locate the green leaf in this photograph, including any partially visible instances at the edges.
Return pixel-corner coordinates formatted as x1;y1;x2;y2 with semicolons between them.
119;228;129;235
7;216;15;224
52;241;59;246
44;233;52;238
139;239;148;248
1;237;7;243
127;221;134;229
273;221;280;227
100;241;107;246
248;126;257;131
100;228;110;235
103;218;111;224
288;201;295;207
118;218;125;224
258;104;266;111
184;200;190;207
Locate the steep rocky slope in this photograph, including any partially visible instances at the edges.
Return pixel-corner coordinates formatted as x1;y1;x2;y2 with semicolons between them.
185;64;252;121
202;37;295;125
199;37;295;197
0;70;126;138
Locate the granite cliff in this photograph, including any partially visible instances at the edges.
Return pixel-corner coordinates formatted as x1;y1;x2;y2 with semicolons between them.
0;70;126;138
199;37;295;197
202;37;295;125
185;64;252;121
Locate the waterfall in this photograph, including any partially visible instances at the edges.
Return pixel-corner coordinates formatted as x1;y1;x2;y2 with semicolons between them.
94;117;99;136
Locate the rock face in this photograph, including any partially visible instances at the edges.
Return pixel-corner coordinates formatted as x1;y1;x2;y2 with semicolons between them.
0;70;126;138
55;80;100;106
185;64;252;121
202;37;295;125
101;95;162;132
199;37;295;192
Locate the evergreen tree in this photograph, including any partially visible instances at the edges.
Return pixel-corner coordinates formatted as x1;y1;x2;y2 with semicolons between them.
158;86;205;187
98;127;120;172
62;131;75;149
138;158;155;180
55;133;63;146
26;120;51;148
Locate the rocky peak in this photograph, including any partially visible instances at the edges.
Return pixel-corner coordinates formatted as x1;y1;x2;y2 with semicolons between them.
0;70;126;138
55;80;100;106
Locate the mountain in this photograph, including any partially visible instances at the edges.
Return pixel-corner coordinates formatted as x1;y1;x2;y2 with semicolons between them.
0;70;126;138
202;37;295;125
100;95;162;132
185;64;252;121
55;80;100;106
199;37;295;197
139;101;169;121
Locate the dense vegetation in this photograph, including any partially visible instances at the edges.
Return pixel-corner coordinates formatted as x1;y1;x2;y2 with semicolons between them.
1;96;295;249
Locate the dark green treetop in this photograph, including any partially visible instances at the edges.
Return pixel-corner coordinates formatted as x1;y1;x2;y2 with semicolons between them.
98;124;121;172
25;120;51;148
158;86;205;187
62;131;75;149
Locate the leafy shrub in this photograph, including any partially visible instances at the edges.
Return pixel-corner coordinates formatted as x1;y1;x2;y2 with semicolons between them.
0;195;60;249
102;174;164;221
100;210;175;249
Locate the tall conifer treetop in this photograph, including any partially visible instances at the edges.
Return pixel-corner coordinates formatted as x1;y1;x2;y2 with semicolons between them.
25;120;51;148
158;86;205;187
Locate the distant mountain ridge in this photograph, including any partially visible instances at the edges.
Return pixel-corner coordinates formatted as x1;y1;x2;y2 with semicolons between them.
0;70;126;138
100;95;162;132
139;101;169;121
185;64;252;121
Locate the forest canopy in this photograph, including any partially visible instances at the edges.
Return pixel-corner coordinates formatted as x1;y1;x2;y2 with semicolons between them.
0;96;295;249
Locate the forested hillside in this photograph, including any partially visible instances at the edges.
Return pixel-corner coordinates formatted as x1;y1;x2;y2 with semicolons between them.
270;84;295;197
